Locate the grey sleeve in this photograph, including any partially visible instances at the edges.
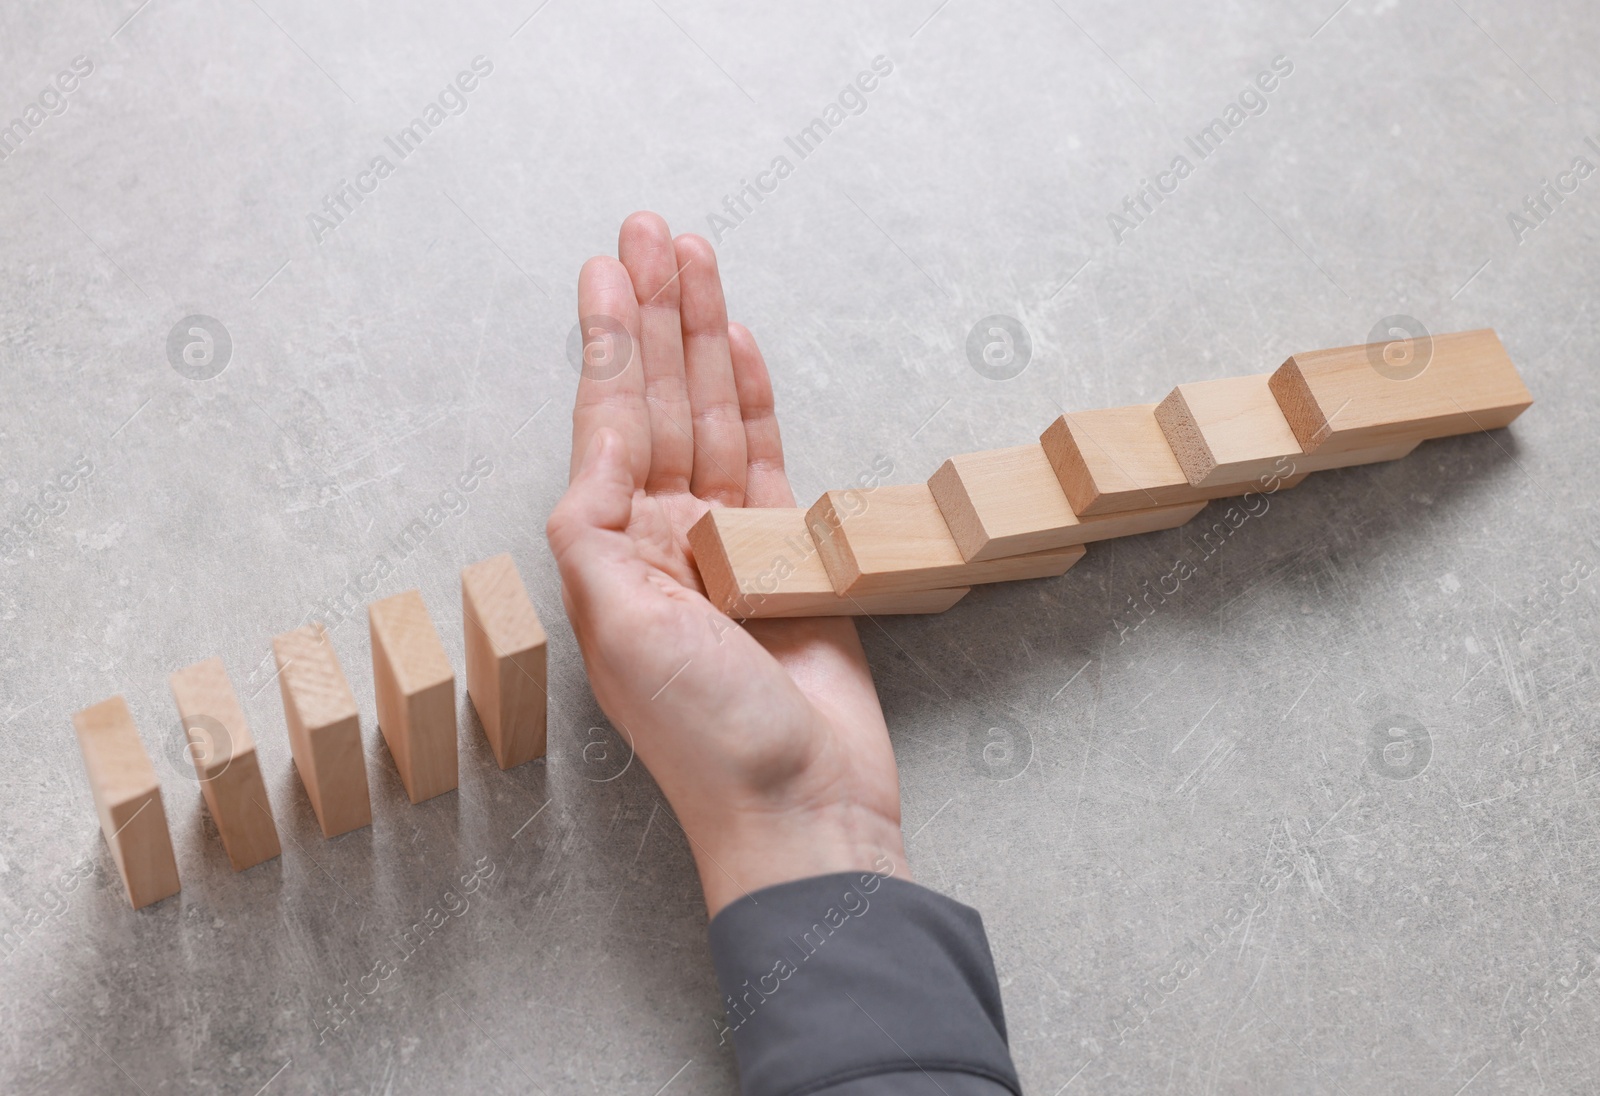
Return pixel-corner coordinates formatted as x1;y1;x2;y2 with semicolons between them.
707;872;1021;1096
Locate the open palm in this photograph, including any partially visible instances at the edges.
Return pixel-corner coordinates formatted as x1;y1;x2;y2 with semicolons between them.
546;213;909;915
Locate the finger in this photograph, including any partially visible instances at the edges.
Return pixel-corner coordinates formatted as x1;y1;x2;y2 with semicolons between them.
728;322;796;508
618;212;694;493
571;256;649;487
673;234;747;506
547;429;655;621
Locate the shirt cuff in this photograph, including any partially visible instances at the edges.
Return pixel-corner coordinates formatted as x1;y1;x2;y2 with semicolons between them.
707;872;1020;1096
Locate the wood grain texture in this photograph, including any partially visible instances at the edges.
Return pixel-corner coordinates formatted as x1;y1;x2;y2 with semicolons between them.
1156;374;1424;486
272;623;371;838
369;589;457;804
71;696;181;910
1042;404;1300;516
1269;328;1532;454
688;508;972;617
805;484;1087;596
1287;438;1420;475
462;553;548;770
168;658;282;872
1156;375;1305;487
928;443;1206;560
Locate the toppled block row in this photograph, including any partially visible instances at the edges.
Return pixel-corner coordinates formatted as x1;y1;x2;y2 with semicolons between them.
1045;399;1376;515
689;507;973;618
690;328;1532;618
930;443;1206;561
1271;328;1531;454
962;335;1483;531
807;484;1086;597
1156;376;1417;488
1044;328;1528;514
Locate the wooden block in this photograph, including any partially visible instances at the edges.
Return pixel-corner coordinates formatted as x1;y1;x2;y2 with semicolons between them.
1156;374;1423;487
272;624;371;838
462;553;548;770
689;508;973;618
1291;442;1418;474
1042;404;1299;516
369;589;457;803
928;443;1206;561
168;658;282;872
71;697;181;910
806;484;1087;597
1269;328;1532;455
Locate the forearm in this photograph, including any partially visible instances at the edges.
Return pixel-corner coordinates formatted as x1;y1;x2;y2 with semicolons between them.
709;873;1020;1096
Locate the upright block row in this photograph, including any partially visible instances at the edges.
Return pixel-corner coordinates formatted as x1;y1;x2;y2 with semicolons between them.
71;553;547;909
690;329;1532;618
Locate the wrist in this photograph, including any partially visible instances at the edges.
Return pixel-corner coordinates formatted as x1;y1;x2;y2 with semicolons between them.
684;800;910;918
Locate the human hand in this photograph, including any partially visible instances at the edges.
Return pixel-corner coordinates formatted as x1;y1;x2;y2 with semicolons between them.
545;213;909;916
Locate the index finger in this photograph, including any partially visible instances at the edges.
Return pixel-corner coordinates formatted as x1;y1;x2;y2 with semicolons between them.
570;255;649;487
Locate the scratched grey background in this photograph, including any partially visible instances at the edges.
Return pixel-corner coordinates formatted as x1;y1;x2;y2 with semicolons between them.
2;0;1598;1092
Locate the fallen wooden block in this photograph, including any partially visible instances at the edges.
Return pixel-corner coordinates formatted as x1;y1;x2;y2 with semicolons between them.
168;658;282;872
71;697;181;910
690;508;972;618
272;624;371;838
1156;374;1421;487
462;553;548;770
928;443;1205;561
1042;404;1305;516
369;589;457;803
806;484;1086;597
1269;328;1532;454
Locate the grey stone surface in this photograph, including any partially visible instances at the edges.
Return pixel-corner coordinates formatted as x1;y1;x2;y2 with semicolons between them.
2;0;1598;1092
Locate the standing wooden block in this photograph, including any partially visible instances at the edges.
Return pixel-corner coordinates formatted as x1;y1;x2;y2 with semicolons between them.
1156;374;1422;487
272;624;371;837
462;553;548;770
806;484;1086;597
1269;328;1532;455
928;443;1206;561
689;508;973;618
1041;404;1302;516
71;697;181;910
168;658;282;872
369;590;457;803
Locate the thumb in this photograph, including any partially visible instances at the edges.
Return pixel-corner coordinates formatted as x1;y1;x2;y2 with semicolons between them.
546;429;660;670
546;429;636;581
